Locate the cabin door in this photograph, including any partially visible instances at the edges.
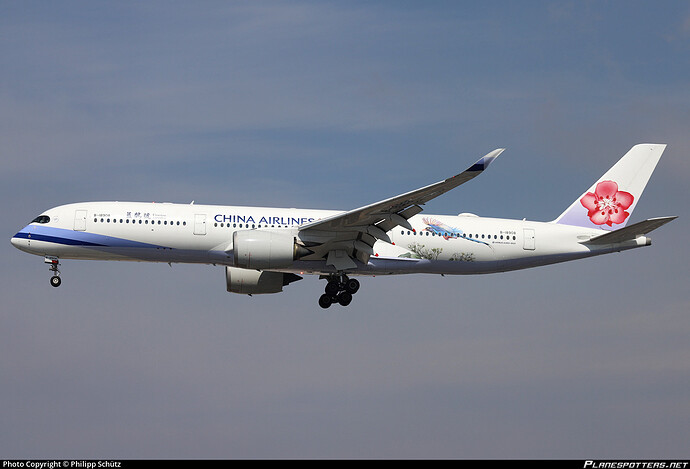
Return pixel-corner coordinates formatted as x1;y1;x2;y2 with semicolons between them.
523;228;535;250
74;210;87;231
194;214;207;235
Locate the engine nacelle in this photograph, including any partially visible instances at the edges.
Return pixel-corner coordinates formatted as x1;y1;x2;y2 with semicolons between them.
225;266;302;295
233;230;309;269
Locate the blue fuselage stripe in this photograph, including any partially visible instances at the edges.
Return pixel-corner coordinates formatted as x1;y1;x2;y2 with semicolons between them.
14;225;170;249
13;232;105;246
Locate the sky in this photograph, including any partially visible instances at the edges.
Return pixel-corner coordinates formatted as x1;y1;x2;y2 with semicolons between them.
1;1;689;459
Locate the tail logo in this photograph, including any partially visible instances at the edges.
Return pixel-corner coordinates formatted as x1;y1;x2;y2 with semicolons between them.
580;180;634;227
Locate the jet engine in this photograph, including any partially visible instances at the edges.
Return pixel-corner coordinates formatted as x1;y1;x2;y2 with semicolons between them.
233;230;311;269
225;266;302;295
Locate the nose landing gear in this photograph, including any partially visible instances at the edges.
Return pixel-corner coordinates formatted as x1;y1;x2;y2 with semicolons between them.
45;256;61;287
318;274;360;309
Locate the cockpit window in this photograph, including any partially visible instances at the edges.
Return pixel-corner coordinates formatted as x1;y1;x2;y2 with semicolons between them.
31;215;50;224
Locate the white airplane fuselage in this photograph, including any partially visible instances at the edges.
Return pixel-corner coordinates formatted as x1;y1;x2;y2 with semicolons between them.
11;144;674;307
11;201;646;276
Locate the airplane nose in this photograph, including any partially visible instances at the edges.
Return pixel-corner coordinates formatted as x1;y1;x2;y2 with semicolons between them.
11;231;38;254
11;235;22;249
11;233;29;251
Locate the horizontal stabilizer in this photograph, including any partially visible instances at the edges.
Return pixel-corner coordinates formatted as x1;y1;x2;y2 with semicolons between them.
584;216;677;245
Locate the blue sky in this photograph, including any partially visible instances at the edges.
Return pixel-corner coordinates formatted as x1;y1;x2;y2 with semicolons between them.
1;1;689;458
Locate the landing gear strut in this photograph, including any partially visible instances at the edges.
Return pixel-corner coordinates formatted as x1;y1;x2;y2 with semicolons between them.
45;256;61;287
318;274;360;309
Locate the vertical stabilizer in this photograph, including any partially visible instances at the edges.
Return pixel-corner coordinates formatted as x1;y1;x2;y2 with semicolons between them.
554;144;666;230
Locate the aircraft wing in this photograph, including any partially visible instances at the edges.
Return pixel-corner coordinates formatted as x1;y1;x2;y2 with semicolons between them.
297;148;505;270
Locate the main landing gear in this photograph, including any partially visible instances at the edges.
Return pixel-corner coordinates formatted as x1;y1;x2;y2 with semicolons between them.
45;256;61;287
318;274;360;309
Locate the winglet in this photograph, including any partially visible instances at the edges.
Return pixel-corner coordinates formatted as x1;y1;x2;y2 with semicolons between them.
466;148;505;173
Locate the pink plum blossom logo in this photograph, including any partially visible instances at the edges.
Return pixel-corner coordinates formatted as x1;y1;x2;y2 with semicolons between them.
580;180;634;227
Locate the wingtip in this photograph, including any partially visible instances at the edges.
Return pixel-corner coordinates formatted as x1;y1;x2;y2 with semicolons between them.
482;148;505;167
632;143;668;154
465;148;505;172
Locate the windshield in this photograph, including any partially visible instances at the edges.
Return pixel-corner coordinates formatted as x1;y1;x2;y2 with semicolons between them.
31;215;50;224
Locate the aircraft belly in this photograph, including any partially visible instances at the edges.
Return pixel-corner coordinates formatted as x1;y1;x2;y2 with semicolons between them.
18;237;228;265
287;256;500;276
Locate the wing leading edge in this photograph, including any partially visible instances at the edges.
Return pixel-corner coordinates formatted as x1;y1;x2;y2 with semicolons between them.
297;148;505;270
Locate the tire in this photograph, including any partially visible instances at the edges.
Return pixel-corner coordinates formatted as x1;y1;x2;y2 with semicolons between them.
345;278;360;294
325;281;340;296
337;291;352;306
50;276;61;288
318;294;333;309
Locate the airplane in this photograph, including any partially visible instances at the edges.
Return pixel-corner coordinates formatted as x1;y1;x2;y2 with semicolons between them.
10;143;676;309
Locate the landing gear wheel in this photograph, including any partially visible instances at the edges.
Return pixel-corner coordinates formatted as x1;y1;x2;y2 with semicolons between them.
325;281;340;296
45;256;62;288
345;278;360;294
318;294;333;309
337;291;352;306
320;274;361;308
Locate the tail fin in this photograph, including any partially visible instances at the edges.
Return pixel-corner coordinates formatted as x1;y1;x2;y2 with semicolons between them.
553;144;667;230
